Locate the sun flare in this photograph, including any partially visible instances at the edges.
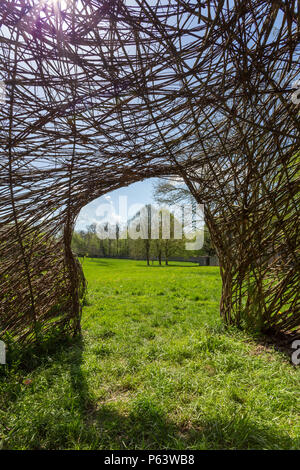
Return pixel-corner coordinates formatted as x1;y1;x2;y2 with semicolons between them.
46;0;69;10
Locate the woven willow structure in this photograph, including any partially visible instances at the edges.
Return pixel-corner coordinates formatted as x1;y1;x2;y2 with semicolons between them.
0;1;299;347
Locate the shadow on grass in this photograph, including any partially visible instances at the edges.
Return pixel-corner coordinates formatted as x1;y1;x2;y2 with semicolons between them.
67;338;298;450
3;330;76;373
136;264;201;268
135;265;220;273
79;258;114;267
69;335;94;413
2;335;298;450
253;329;300;363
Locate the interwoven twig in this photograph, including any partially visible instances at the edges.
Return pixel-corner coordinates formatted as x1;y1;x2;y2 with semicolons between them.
0;0;299;346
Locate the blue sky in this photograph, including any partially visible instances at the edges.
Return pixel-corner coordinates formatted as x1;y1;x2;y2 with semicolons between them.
75;177;162;231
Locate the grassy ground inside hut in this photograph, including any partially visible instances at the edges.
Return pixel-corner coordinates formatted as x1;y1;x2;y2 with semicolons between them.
0;258;299;450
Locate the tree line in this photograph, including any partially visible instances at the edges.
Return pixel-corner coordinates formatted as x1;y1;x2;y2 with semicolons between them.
72;182;216;264
72;213;216;265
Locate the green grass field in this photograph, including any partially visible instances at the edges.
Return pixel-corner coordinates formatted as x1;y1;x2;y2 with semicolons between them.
0;258;299;450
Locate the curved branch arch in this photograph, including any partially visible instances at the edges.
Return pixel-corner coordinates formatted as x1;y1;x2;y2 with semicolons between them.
0;0;299;345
